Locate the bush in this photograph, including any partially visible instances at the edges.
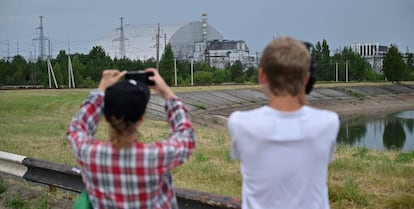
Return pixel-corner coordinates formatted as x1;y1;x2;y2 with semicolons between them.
194;71;213;85
0;177;6;194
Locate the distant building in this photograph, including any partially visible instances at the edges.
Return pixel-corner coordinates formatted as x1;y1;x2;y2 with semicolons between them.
351;42;388;73
97;14;256;69
194;40;256;69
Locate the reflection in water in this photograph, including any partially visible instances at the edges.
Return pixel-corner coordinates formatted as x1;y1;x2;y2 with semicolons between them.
337;117;367;146
382;120;406;150
338;110;414;151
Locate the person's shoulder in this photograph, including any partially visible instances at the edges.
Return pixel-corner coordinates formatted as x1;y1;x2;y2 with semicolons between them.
228;106;266;126
229;106;266;119
304;106;339;122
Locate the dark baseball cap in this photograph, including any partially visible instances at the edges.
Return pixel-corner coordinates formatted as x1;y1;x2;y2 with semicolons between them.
104;79;150;123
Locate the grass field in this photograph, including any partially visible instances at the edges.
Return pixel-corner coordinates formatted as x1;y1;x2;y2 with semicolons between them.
0;87;414;209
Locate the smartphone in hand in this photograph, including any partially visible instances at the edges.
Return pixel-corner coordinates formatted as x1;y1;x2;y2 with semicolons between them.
125;71;155;86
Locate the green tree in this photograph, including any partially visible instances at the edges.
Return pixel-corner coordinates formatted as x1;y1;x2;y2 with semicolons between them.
11;55;29;84
313;39;333;81
0;59;11;85
244;66;258;83
55;50;68;86
383;45;406;82
86;46;112;82
175;60;191;85
229;60;244;83
212;69;230;84
194;71;213;85
406;52;414;79
159;43;174;85
69;55;85;87
332;47;372;81
36;60;48;86
52;62;64;86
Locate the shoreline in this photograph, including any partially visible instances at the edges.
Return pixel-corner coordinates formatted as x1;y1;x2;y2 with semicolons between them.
179;84;414;126
308;93;414;118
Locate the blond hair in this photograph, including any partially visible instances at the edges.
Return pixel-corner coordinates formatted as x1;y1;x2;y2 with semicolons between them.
260;36;310;96
107;116;137;149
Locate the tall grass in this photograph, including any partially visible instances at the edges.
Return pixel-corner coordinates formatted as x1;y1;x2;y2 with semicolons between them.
0;89;413;209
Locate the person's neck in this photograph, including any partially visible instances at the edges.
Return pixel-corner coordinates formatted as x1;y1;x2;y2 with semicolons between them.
267;94;303;112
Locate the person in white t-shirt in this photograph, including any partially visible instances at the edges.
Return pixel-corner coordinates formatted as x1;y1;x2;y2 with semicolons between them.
228;36;340;209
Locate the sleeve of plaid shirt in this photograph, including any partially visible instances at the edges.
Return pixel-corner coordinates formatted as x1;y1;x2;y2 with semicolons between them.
67;89;195;171
66;89;104;160
157;96;195;172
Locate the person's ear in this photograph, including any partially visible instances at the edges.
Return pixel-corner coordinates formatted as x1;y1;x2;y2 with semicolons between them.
304;71;310;86
258;68;267;84
135;116;144;128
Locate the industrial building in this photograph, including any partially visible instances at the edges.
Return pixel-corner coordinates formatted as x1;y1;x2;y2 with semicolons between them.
96;14;256;69
351;42;388;73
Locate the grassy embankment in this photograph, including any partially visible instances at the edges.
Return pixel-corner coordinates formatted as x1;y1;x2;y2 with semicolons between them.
0;85;413;209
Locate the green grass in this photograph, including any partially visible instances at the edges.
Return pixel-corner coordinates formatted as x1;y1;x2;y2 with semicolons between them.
5;195;30;209
3;194;50;209
0;177;6;194
0;89;413;209
345;89;365;99
329;145;414;209
192;103;207;110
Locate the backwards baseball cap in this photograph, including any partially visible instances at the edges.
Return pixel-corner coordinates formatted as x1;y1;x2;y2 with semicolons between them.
104;79;150;123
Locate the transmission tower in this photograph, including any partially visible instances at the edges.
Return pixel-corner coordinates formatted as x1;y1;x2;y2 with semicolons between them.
153;23;164;70
32;16;48;61
113;17;128;58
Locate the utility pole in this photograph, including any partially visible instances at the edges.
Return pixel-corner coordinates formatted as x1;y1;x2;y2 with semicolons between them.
345;60;349;82
174;58;177;86
46;58;58;88
16;40;19;55
68;40;71;55
68;55;75;88
335;62;338;82
7;41;10;61
67;39;75;88
156;23;160;70
164;33;167;50
33;16;48;61
113;17;128;59
191;59;194;86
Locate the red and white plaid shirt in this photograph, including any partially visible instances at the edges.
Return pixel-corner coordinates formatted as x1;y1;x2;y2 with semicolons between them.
67;89;195;209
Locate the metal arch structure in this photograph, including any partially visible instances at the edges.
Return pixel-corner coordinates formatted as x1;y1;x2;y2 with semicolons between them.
96;22;223;61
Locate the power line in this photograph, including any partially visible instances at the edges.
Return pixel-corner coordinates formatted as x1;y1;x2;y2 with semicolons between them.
112;17;128;59
32;16;49;61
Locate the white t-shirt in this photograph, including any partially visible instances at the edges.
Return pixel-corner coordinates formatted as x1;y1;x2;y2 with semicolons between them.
228;105;339;209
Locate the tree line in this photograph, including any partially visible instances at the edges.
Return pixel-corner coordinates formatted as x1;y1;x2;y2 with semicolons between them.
0;40;413;87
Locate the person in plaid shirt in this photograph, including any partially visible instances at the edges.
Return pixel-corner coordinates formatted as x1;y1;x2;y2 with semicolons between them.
67;68;195;209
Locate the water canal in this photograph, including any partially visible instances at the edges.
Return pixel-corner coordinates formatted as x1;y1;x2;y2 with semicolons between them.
338;110;414;151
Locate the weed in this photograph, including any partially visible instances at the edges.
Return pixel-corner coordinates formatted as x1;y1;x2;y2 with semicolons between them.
33;194;50;209
193;103;207;110
394;151;414;163
352;147;369;158
5;195;30;209
346;89;365;99
330;177;368;206
0;177;6;194
195;153;209;162
386;194;414;209
213;118;219;124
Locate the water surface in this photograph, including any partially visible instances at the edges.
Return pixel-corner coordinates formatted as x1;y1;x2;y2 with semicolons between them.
338;110;414;151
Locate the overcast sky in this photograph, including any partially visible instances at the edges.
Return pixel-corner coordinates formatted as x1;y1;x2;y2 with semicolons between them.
1;0;413;60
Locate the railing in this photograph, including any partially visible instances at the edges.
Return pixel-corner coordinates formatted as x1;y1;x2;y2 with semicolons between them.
0;151;241;209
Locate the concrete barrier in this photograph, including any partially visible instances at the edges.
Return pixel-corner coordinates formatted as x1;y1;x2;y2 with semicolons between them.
0;151;241;209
